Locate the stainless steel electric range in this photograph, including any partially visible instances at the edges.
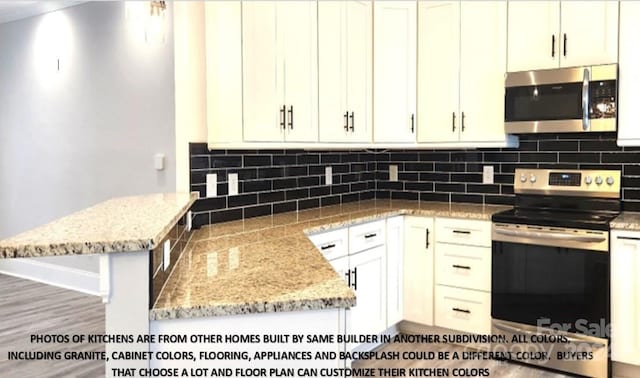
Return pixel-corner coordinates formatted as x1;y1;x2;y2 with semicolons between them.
491;168;621;378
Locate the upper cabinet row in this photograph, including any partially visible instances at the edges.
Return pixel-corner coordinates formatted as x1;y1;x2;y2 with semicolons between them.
206;1;619;149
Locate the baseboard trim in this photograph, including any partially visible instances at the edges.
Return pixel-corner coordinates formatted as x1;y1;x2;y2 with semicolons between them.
0;258;100;296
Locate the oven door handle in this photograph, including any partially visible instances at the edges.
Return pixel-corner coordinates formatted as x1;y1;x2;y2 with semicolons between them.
493;321;606;349
494;227;605;243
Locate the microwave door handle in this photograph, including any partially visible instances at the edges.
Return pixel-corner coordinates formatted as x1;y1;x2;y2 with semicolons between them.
582;68;590;131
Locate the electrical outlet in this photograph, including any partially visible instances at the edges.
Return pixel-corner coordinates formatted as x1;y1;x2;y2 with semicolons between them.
483;165;494;184
325;166;333;185
389;165;398;182
163;239;171;271
206;174;217;197
228;173;239;195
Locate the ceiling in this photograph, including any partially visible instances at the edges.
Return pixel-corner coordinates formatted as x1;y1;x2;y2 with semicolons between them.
0;1;84;24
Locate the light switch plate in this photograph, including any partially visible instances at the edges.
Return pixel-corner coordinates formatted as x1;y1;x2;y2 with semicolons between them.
163;239;171;271
389;165;398;182
206;174;217;197
325;166;332;185
154;153;165;171
228;173;239;195
483;165;494;184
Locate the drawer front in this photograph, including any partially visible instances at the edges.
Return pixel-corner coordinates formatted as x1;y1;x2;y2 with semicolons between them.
349;220;386;254
435;244;491;291
435;218;491;247
308;228;349;261
435;285;491;334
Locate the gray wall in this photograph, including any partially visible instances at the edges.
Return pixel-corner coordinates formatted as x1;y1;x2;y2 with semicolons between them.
0;2;175;270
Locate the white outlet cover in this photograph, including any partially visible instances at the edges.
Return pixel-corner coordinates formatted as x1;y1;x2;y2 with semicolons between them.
389;165;398;182
483;165;494;184
228;173;239;196
163;239;171;271
154;153;165;171
206;174;217;197
325;166;333;185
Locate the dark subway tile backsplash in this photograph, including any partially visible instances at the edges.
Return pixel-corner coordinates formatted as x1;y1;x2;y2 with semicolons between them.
189;133;640;226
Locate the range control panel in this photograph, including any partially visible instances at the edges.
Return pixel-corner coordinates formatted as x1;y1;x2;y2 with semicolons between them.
514;169;620;198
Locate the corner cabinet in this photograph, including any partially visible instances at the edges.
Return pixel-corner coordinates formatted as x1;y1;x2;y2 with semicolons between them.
373;0;417;144
318;0;372;143
507;1;618;72
617;1;640;146
403;216;435;325
610;230;640;367
242;1;318;143
417;1;516;148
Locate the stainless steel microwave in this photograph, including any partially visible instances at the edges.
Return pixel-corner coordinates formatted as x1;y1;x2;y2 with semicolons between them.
504;64;617;134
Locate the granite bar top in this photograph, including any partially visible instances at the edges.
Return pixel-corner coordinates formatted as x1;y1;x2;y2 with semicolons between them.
151;199;510;321
611;212;640;231
0;193;197;258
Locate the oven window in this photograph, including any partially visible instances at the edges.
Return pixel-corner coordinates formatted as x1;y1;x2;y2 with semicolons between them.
505;82;583;122
492;241;609;337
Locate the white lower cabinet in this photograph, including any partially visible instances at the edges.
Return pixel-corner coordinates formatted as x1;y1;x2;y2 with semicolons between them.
434;217;492;334
611;230;640;366
403;216;435;325
386;216;404;326
434;286;491;334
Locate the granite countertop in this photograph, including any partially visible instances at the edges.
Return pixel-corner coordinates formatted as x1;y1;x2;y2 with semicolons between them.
611;212;640;231
0;193;197;258
151;199;510;321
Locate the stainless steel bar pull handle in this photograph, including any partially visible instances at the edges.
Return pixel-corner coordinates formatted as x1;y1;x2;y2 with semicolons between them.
452;112;456;132
344;112;349;131
461;111;465;132
351;267;357;290
617;236;640;241
582;68;590;131
563;33;567;57
288;106;293;129
349;112;354;132
425;228;430;249
494;227;605;243
551;34;555;57
411;113;415;133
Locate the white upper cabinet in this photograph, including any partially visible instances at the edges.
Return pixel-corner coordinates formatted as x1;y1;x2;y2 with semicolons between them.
373;1;417;143
507;1;560;72
418;1;514;147
507;1;618;72
319;0;372;143
417;1;460;144
618;1;640;146
242;1;318;143
205;1;243;146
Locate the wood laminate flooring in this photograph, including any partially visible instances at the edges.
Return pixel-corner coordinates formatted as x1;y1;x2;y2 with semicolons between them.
353;340;572;378
0;273;105;377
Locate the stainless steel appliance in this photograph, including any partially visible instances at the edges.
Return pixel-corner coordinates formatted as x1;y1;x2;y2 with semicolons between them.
505;64;617;134
491;169;621;378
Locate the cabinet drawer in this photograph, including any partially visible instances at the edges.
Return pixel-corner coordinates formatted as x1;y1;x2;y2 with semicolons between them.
435;285;491;334
308;228;349;261
435;218;491;247
349;220;385;254
435;245;491;291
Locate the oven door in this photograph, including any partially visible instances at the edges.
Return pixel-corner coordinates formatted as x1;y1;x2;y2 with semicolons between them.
491;224;610;337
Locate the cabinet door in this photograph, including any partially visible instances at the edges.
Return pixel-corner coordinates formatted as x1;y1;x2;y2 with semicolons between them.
281;1;318;142
345;0;373;143
611;232;640;365
559;1;618;68
459;1;507;143
507;1;560;72
318;1;348;143
373;0;416;143
403;216;434;325
242;1;282;142
417;1;460;143
205;1;243;145
386;216;404;327
617;1;640;146
347;246;386;347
